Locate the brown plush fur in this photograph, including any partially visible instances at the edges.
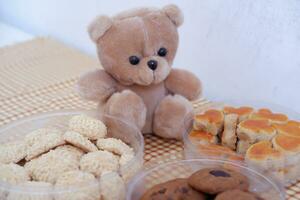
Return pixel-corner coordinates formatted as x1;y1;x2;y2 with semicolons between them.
79;4;202;139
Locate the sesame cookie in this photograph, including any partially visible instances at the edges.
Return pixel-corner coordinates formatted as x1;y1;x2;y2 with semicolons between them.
99;172;126;200
55;170;100;200
0;163;30;184
96;138;134;155
119;155;143;183
119;153;134;166
0;141;27;164
63;131;98;152
79;151;119;177
141;178;206;200
55;145;84;161
96;138;135;166
25;149;79;184
69;115;107;140
25;128;65;161
188;168;249;194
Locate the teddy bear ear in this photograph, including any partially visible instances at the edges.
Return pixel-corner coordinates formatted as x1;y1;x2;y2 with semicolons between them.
88;15;113;43
162;4;184;27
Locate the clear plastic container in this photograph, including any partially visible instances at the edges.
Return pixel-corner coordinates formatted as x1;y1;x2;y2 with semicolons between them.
126;159;285;200
0;110;144;199
183;99;300;184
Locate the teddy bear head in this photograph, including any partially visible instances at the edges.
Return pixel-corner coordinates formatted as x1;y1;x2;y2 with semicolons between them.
88;4;183;86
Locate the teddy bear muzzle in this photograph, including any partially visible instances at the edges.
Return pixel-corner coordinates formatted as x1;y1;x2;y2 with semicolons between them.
147;60;158;71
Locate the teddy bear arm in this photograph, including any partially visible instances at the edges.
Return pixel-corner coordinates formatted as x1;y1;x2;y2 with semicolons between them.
77;69;117;101
165;69;202;101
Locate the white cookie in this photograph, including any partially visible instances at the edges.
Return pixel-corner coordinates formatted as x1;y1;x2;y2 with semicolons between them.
0;141;27;164
55;170;100;200
25;149;79;184
63;131;98;152
119;153;134;166
96;138;134;155
120;157;143;183
0;163;30;184
69;115;107;140
6;181;53;200
80;151;119;177
55;145;84;161
99;172;125;200
25;128;65;161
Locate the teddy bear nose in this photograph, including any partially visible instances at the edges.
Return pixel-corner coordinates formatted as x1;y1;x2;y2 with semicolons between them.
147;60;158;70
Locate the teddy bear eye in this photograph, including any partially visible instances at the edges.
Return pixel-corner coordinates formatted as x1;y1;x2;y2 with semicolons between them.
158;47;167;57
129;56;140;65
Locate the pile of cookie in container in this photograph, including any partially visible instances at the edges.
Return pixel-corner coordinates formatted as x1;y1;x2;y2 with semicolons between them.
0;111;143;200
0;101;299;200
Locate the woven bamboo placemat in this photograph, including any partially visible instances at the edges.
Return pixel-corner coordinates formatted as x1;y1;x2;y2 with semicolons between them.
0;38;299;199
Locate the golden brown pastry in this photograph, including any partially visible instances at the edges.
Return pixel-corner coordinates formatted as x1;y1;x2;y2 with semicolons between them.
250;108;288;124
245;141;284;171
237;119;276;143
222;114;239;150
273;120;300;138
272;133;300;179
196;144;238;161
194;110;224;135
236;140;252;154
272;134;300;154
223;106;254;122
189;130;218;145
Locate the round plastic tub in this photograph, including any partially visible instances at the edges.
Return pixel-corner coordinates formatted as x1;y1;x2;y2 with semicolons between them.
126;159;285;200
0;110;144;199
183;99;300;184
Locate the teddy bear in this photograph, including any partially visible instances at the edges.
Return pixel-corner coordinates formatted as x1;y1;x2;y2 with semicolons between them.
78;4;202;139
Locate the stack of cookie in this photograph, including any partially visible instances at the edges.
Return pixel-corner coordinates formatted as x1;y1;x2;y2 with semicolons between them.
189;106;300;181
0;114;136;200
141;167;262;200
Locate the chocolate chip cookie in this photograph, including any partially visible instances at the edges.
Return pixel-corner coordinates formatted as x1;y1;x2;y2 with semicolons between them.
141;178;205;200
215;189;263;200
188;168;249;194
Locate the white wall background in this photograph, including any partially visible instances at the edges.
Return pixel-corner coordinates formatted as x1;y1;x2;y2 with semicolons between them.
0;0;300;113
